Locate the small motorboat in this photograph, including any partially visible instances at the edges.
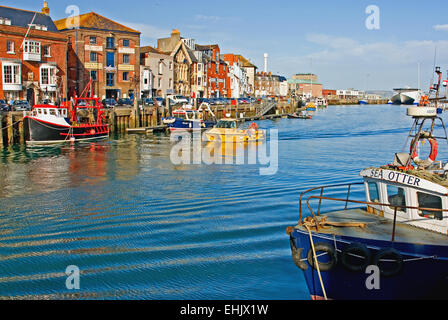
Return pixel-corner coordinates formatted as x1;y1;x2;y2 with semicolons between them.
288;111;312;119
205;118;265;143
163;103;216;132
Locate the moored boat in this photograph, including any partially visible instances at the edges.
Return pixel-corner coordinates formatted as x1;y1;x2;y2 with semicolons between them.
288;111;312;119
287;67;448;300
205;118;265;143
25;96;110;145
163;103;216;132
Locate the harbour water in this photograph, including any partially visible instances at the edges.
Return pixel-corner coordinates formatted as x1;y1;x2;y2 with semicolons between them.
0;104;442;300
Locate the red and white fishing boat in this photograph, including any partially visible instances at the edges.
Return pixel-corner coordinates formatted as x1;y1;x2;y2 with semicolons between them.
25;80;110;145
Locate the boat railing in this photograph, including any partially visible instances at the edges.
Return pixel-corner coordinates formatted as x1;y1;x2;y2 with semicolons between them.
299;182;448;241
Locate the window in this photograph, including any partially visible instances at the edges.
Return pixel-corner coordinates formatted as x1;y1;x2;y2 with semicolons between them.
90;36;97;45
7;41;14;54
169;62;173;70
3;64;21;84
91;71;97;81
106;73;115;86
158;61;163;74
40;66;56;86
198;76;202;86
158;78;162;88
90;52;97;62
417;192;443;220
24;41;40;54
368;182;380;203
43;45;51;57
123;72;129;81
387;185;407;212
198;63;202;72
123;39;129;47
106;37;115;49
169;78;172;88
106;52;115;67
123;54;130;64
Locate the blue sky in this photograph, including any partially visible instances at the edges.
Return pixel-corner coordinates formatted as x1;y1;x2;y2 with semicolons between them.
5;0;448;90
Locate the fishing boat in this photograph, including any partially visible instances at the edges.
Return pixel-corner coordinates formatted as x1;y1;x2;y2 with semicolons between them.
287;67;448;300
306;102;317;112
163;103;216;132
205;118;265;143
25;80;110;145
359;99;368;105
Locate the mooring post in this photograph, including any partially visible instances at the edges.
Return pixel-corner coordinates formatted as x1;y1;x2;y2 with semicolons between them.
18;116;24;145
0;114;3;147
7;113;13;145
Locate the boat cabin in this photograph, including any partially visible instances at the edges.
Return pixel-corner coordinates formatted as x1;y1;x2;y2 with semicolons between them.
172;109;201;121
361;167;448;235
215;119;238;129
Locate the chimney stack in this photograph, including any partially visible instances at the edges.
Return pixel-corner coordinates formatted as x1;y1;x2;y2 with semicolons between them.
42;1;50;16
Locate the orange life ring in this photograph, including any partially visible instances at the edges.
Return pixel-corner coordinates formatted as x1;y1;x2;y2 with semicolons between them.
250;123;258;130
410;137;438;167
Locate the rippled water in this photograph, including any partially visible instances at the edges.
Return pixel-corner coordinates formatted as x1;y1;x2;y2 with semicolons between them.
0;105;446;299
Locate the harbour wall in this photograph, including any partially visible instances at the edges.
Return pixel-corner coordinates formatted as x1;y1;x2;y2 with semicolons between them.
0;100;296;147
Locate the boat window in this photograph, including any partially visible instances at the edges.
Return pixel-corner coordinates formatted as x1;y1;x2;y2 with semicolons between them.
387;185;407;212
49;109;56;116
417;192;443;220
38;109;42;114
368;182;380;203
43;109;47;115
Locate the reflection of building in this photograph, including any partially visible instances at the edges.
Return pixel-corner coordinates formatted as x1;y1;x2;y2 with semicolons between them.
54;12;140;100
0;3;67;105
139;46;173;98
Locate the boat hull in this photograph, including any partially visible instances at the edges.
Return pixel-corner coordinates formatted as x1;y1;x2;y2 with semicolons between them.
26;117;110;144
290;228;448;300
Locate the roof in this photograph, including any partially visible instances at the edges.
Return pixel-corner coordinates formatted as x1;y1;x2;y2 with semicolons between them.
288;79;322;85
140;46;163;54
235;55;257;69
54;12;140;34
0;5;59;32
195;44;219;51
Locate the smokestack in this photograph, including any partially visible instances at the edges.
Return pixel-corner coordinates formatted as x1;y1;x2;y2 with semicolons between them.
264;53;268;73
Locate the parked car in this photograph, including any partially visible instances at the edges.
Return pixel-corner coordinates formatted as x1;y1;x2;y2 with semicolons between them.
102;98;117;108
198;98;211;104
0;100;11;112
12;100;31;111
117;98;133;107
143;98;154;106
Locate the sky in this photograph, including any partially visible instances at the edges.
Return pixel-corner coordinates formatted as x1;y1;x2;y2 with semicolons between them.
4;0;448;91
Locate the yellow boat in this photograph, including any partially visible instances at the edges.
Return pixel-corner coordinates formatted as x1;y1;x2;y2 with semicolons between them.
205;119;265;143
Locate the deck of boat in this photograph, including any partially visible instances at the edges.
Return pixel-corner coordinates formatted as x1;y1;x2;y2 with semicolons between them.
296;208;448;246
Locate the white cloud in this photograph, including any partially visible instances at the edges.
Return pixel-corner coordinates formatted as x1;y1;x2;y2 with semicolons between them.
433;24;448;31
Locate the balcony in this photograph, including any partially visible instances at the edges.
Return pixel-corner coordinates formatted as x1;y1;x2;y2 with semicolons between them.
23;52;41;62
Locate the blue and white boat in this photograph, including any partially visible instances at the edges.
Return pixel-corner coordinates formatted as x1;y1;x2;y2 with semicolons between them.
163;103;216;132
288;68;448;300
359;99;368;105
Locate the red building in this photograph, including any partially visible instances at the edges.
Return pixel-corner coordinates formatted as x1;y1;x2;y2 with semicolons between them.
0;3;67;105
323;89;336;97
195;44;229;98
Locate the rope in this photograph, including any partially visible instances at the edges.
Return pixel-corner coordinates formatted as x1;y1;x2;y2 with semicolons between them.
0;119;23;130
304;223;328;300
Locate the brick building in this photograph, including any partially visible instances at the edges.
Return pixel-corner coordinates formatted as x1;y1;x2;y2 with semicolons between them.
54;12;140;100
0;3;67;105
255;72;287;97
195;44;228;98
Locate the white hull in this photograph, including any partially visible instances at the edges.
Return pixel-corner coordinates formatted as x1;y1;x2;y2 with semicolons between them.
391;90;421;105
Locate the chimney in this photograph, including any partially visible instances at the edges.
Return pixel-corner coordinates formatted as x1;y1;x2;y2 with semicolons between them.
41;1;50;16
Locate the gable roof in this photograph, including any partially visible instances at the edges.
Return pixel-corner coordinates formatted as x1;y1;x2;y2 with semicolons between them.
170;41;197;64
0;5;59;32
54;12;140;34
140;45;163;54
236;55;257;69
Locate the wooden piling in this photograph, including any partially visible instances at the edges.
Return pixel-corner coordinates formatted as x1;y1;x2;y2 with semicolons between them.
0;114;3;147
7;113;13;145
18;117;24;145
